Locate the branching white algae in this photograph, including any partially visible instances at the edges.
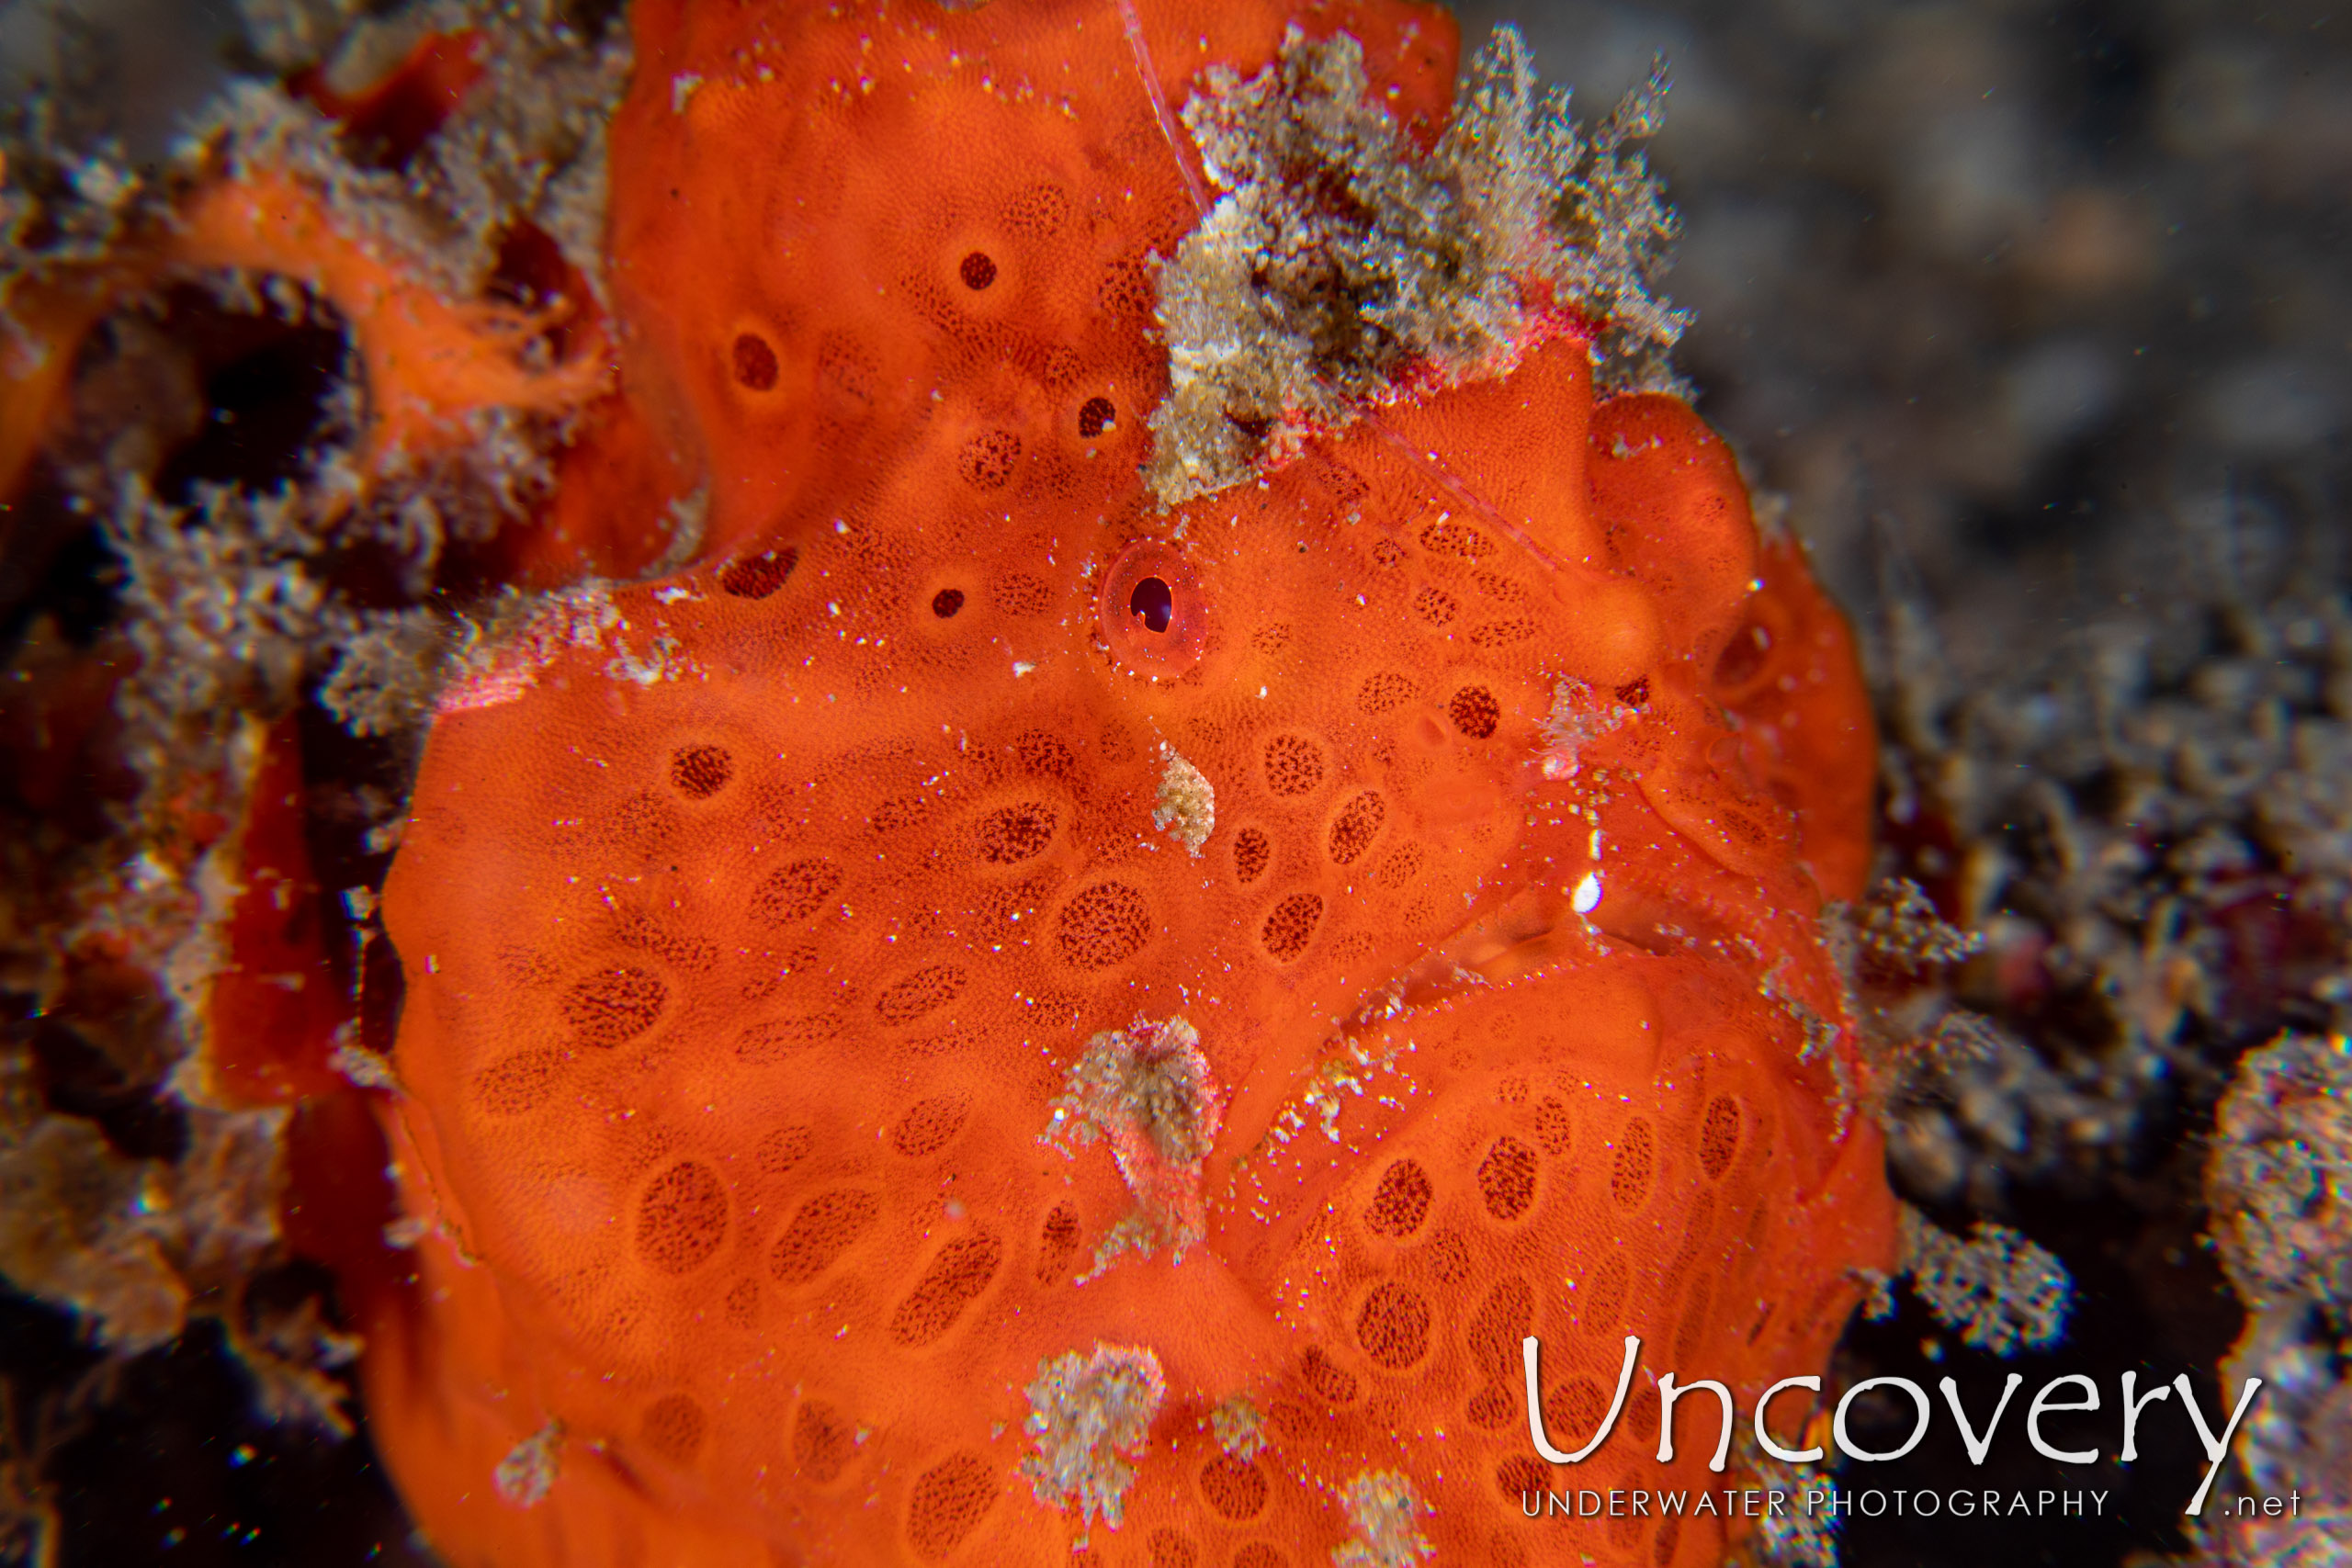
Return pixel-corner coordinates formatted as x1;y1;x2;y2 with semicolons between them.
1147;25;1688;506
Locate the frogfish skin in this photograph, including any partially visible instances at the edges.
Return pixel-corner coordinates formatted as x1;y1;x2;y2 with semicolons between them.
335;1;1897;1564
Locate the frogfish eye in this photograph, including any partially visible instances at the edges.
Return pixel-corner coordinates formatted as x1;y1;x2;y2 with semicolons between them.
1099;540;1206;675
1128;576;1173;634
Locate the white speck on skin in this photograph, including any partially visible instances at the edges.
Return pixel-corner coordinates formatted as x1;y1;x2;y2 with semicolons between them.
1013;660;1036;677
1572;872;1602;914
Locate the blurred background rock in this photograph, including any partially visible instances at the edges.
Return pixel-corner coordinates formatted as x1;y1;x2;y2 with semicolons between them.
1454;0;2348;654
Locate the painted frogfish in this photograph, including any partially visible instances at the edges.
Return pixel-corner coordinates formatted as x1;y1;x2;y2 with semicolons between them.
52;0;1902;1563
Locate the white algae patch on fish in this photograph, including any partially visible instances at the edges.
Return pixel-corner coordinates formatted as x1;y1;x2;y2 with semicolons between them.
1146;25;1687;506
1021;1344;1166;1544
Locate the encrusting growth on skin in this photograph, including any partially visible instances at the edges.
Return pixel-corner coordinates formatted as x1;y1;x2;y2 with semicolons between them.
493;1418;564;1510
1046;1017;1223;1272
1152;743;1216;856
1332;1470;1434;1568
1897;1203;2072;1357
1148;24;1685;504
1209;1394;1266;1460
1538;676;1639;780
327;1041;401;1094
1020;1344;1166;1543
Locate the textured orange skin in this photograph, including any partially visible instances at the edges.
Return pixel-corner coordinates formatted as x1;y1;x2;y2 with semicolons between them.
346;5;1898;1566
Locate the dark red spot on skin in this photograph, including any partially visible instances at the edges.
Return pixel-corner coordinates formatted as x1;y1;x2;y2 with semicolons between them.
932;588;965;619
671;744;732;798
959;252;997;290
1078;396;1115;437
718;547;797;599
731;333;779;390
1129;577;1173;634
1449;686;1501;739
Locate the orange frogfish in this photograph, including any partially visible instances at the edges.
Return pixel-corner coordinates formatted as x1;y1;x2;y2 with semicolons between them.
316;2;1896;1565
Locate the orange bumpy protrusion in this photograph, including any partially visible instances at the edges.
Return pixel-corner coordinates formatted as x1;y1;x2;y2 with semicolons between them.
2;37;617;520
288;2;1904;1565
170;170;608;469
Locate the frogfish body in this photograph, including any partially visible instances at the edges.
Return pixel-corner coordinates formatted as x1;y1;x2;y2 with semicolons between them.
337;1;1896;1564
